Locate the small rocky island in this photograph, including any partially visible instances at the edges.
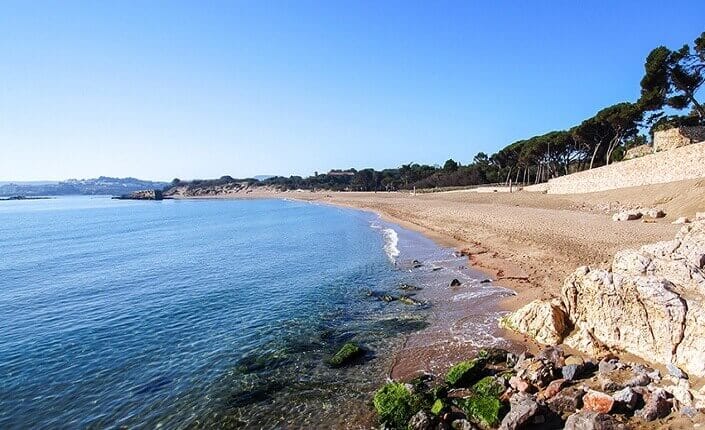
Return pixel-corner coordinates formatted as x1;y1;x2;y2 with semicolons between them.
112;189;164;200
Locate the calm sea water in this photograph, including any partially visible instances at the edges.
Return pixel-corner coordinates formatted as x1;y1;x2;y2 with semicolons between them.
0;196;500;429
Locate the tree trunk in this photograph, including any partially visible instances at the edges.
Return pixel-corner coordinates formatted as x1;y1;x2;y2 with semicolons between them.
589;142;602;170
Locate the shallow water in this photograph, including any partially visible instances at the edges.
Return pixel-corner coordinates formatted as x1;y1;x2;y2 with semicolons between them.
0;196;511;428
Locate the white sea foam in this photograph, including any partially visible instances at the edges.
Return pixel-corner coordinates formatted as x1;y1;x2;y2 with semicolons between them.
381;228;400;262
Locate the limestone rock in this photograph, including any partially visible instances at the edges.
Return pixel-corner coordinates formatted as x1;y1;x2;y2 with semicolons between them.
646;208;666;219
500;299;569;345
667;363;688;380
612;210;642;222
696;212;705;221
673;216;690;224
665;378;694;409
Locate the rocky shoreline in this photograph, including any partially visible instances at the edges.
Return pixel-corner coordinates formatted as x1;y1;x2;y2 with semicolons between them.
367;219;705;429
372;344;700;429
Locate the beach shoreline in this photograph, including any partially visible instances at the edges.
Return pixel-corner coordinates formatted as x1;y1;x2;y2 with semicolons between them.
176;180;691;316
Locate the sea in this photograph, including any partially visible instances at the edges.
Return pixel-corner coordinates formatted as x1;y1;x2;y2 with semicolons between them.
0;196;514;429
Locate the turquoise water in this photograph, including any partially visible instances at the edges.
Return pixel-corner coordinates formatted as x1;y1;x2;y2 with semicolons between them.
0;196;475;428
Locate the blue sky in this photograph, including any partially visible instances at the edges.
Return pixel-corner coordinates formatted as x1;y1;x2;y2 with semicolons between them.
1;1;704;181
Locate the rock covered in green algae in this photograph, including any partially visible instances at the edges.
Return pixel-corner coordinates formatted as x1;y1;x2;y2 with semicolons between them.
445;358;484;387
455;394;505;429
477;347;509;364
328;342;363;367
473;376;507;398
373;382;421;429
430;398;446;416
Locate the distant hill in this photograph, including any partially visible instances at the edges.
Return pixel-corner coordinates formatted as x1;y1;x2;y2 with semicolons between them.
0;176;170;197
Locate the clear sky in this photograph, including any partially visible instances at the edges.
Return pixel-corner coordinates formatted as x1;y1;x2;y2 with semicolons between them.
1;1;704;181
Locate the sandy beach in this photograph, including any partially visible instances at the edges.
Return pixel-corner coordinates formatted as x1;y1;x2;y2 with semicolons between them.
225;178;705;317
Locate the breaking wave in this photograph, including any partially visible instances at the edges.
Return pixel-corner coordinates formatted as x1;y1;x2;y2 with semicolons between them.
382;228;400;262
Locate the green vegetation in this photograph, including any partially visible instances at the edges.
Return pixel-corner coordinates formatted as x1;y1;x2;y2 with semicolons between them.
328;342;363;367
430;398;446;415
372;382;420;429
445;358;483;387
456;394;505;428
472;376;506;398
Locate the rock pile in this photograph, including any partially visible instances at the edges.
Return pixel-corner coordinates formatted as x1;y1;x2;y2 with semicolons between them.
373;346;701;429
611;208;665;222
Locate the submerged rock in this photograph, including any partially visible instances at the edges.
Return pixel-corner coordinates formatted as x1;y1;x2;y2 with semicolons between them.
398;295;424;306
328;342;364;367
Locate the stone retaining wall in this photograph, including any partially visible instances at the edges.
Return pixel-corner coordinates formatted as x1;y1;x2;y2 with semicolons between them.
654;126;705;152
525;141;705;194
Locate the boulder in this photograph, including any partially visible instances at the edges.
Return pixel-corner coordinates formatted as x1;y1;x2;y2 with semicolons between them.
673;216;690;224
635;388;671;421
562;364;581;381
564;222;705;377
547;386;584;416
540;378;566;400
445;359;483;387
373;382;420;429
667;363;688;380
456;394;504;428
450;279;462;287
408;410;435;430
664;378;694;409
514;357;558;389
564;411;620;430
612;210;641;221
509;375;531;393
646;208;666;219
499;299;569;345
498;392;540;430
598;368;650;391
612;387;638;411
582;390;614;414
